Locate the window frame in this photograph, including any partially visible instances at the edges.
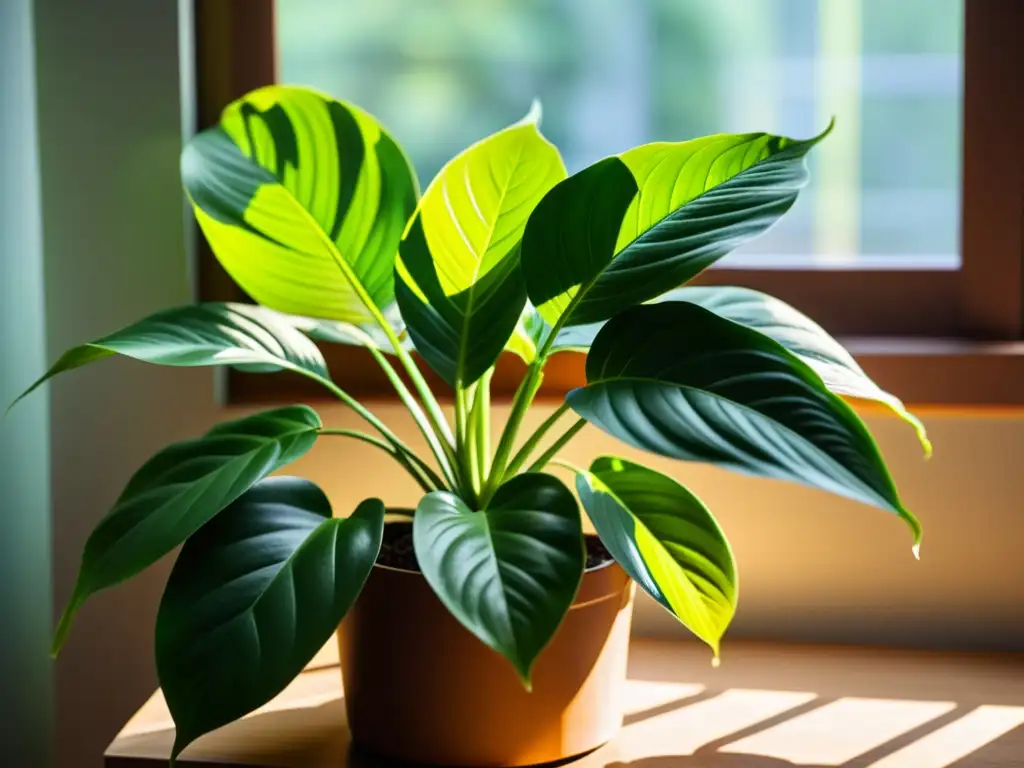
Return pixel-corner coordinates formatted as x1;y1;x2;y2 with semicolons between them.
193;0;1024;407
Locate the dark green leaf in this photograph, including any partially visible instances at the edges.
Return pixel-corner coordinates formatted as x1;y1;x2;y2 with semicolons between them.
522;129;828;329
9;303;330;412
412;473;583;684
396;215;525;386
576;457;736;657
669;286;930;454
157;478;383;759
567;302;921;549
52;406;322;654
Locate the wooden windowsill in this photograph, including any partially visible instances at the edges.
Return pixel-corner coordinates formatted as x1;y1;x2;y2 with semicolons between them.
226;339;1024;410
106;636;1024;767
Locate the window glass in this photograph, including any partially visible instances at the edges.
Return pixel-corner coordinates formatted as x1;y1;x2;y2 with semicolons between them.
279;0;963;268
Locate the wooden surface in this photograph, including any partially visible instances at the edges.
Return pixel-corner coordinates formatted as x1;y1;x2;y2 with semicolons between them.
106;638;1024;767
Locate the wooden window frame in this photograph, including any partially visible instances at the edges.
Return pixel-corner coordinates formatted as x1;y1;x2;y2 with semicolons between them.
193;0;1024;407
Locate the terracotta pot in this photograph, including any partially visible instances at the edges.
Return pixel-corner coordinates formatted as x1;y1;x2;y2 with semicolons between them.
338;538;635;767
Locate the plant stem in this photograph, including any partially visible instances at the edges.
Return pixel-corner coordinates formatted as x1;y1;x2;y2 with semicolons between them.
525;419;586;473
318;427;438;493
299;371;413;455
482;361;545;503
504;401;570;478
455;383;480;502
472;370;492;479
319;246;458;468
367;348;458;489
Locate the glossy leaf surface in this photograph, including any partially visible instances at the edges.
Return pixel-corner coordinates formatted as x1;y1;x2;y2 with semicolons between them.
576;457;736;656
568;302;921;548
10;303;331;410
157;478;383;758
523;128;828;329
182;85;418;323
53;406;322;654
671;286;930;454
396;108;565;385
413;473;583;684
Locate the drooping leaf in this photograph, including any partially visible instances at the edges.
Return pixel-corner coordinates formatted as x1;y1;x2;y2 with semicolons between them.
576;457;736;657
157;478;383;759
522;127;830;329
52;406;322;654
412;473;583;684
396;106;567;385
8;303;332;412
182;85;418;324
515;286;931;456
670;286;931;455
567;301;921;549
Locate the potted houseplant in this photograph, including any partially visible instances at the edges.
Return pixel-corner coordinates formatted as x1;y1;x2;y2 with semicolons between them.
11;85;928;766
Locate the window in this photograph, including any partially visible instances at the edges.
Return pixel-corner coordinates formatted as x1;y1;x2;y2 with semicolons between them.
194;0;1023;405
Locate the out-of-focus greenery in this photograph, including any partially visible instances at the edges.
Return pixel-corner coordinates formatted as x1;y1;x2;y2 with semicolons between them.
279;0;963;265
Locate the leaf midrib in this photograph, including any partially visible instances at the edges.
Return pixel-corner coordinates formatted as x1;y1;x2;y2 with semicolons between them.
454;135;529;384
582;375;897;513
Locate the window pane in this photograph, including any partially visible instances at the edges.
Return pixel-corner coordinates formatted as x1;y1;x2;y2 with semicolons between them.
278;0;963;269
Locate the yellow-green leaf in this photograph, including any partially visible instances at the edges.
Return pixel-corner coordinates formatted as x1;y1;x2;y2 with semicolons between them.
182;85;417;324
576;457;737;658
396;104;566;384
523;126;830;329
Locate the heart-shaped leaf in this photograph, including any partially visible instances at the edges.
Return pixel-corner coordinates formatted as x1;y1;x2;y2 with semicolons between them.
670;286;931;455
523;127;829;329
576;457;737;657
157;477;384;760
567;301;921;550
413;473;583;684
9;303;332;411
52;406;322;654
182;85;418;324
395;107;566;385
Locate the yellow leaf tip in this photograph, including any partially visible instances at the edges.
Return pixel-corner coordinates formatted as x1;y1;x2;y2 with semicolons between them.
711;655;721;669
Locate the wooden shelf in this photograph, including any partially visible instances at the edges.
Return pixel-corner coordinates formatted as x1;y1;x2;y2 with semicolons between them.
106;637;1024;767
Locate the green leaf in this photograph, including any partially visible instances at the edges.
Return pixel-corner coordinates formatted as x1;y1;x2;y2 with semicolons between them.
412;473;583;685
670;286;931;456
523;127;829;329
157;478;383;760
182;85;418;324
52;406;322;655
279;303;412;354
9;303;332;412
567;301;921;550
576;457;736;657
395;106;566;385
396;219;527;386
517;286;931;457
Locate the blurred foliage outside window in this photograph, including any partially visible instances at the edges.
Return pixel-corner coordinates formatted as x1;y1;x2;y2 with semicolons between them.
279;0;963;268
